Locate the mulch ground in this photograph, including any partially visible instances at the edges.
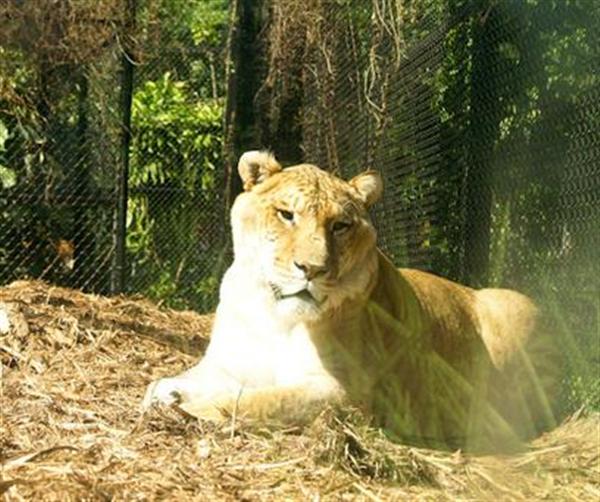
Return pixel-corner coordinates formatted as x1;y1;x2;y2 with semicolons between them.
1;280;598;501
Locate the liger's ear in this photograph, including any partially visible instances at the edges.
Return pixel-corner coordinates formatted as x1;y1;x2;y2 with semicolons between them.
349;170;383;207
238;150;282;191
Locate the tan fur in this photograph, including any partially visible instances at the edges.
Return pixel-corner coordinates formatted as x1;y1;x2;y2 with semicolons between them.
144;152;560;451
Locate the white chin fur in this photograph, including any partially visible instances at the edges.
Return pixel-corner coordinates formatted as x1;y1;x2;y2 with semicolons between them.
274;295;321;321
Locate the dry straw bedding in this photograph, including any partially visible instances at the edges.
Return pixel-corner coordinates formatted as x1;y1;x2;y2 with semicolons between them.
0;281;598;501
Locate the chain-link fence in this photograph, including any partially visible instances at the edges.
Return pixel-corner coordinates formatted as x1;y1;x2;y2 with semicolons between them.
236;0;599;411
0;2;122;294
0;0;229;311
124;0;229;311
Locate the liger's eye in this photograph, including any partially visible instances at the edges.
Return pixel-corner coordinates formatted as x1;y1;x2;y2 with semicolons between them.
332;220;352;233
277;209;294;222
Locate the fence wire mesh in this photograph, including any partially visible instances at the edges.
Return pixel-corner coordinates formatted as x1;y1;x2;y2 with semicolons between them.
0;0;229;311
248;0;599;410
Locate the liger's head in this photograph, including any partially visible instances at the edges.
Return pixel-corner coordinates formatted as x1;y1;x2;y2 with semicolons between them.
230;151;382;323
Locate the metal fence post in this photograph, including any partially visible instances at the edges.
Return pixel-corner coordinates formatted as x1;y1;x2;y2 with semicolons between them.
112;0;137;294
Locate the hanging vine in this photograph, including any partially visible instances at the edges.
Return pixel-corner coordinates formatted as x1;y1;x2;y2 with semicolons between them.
253;0;416;170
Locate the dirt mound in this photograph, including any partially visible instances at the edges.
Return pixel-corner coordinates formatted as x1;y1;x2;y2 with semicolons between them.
1;281;598;500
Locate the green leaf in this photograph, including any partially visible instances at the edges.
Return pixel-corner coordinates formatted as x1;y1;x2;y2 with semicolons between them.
0;165;17;188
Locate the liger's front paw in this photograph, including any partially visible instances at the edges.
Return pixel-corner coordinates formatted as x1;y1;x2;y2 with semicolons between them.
141;377;185;410
141;377;226;421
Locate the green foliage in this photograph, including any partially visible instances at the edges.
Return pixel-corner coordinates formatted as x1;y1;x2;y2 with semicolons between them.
189;0;229;46
118;0;228;310
121;0;230;311
127;71;225;311
130;72;222;191
136;0;229;99
0;119;16;188
0;0;231;296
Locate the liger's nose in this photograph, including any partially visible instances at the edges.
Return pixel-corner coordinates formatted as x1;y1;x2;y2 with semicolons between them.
294;260;328;280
